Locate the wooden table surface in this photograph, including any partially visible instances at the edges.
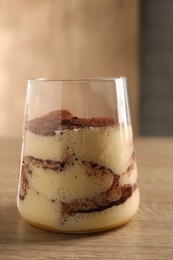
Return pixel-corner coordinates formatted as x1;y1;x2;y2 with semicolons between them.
0;137;173;260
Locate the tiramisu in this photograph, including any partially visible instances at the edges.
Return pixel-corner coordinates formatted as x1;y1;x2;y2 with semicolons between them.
17;109;139;232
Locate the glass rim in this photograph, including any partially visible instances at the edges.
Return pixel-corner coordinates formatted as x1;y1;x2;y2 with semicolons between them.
28;77;127;83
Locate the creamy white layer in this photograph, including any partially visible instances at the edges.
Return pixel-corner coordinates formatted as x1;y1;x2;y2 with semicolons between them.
25;160;137;203
24;125;133;174
27;162;114;202
17;187;139;232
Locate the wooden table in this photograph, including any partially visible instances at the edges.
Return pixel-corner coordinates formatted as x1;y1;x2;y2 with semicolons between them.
0;137;173;259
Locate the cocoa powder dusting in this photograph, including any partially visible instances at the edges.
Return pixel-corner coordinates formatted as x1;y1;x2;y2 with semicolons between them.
26;109;118;136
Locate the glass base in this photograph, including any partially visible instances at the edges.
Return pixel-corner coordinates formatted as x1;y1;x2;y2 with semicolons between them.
25;213;137;234
19;188;140;234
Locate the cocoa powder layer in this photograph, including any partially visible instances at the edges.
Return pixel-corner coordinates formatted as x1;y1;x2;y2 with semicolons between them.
26;109;117;136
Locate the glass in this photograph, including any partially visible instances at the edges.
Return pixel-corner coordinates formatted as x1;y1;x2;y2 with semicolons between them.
17;78;140;233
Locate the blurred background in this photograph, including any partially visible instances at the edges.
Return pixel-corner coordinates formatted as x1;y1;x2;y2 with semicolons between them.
0;0;172;138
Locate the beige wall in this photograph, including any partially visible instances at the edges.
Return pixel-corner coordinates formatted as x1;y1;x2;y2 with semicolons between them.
0;0;140;137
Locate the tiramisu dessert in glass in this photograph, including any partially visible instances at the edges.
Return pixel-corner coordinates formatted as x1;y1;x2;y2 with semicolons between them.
17;78;140;233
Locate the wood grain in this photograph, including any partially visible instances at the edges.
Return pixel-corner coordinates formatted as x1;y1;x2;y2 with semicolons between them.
1;137;173;259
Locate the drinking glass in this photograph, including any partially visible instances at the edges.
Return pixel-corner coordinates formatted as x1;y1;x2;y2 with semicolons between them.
17;78;140;233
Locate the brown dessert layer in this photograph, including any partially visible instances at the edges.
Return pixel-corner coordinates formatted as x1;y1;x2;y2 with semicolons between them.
61;184;137;215
26;109;117;136
23;156;67;172
23;155;115;175
19;164;29;201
